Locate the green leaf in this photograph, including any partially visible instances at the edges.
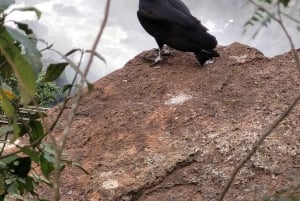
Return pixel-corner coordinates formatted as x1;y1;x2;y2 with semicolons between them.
28;120;44;144
6;26;42;75
65;48;82;56
29;112;47;121
0;0;14;13
24;177;34;192
0;155;18;164
0;88;20;139
0;55;13;79
21;147;40;163
0;175;6;196
42;63;68;82
40;152;55;179
13;22;33;35
0;28;37;105
85;50;107;64
11;7;41;20
11;122;20;142
42;143;56;156
14;57;36;104
51;49;87;80
0;88;15;118
6;182;18;195
18;124;29;137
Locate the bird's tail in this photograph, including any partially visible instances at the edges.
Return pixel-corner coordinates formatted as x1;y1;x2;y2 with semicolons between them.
194;49;219;66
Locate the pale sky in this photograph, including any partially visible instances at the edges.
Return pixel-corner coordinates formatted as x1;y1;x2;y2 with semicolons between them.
8;0;300;82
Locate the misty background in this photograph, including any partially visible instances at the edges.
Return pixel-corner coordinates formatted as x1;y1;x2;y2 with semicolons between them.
9;0;300;82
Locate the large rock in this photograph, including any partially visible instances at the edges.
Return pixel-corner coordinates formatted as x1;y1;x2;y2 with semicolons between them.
48;43;300;201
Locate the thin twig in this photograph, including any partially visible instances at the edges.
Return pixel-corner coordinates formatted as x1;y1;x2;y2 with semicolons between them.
276;3;300;72
218;93;300;201
52;1;111;200
249;0;300;72
219;1;300;200
0;97;71;160
281;12;300;24
67;49;85;95
0;132;9;156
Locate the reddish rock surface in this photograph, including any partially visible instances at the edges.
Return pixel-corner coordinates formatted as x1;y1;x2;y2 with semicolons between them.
47;43;300;201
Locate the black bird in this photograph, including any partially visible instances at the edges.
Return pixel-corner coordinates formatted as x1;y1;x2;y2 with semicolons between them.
137;0;219;66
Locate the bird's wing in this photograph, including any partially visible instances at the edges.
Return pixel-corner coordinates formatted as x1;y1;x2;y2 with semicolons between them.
137;9;169;23
166;0;192;16
139;0;208;32
165;1;200;30
165;0;209;31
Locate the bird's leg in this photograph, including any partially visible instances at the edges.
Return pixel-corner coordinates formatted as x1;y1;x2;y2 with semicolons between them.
150;45;173;66
162;45;170;56
154;47;162;63
142;44;165;66
142;47;162;64
148;46;165;66
150;42;165;65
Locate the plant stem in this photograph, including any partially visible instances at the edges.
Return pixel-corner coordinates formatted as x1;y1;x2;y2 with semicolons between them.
219;93;300;201
52;1;111;200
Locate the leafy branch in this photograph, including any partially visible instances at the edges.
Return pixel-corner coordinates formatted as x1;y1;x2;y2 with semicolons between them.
0;0;108;200
50;1;111;200
219;1;300;200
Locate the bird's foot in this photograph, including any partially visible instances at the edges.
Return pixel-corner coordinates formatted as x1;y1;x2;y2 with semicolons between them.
142;55;162;65
142;56;163;66
205;59;214;65
142;48;165;66
150;55;163;66
151;45;171;56
161;45;171;56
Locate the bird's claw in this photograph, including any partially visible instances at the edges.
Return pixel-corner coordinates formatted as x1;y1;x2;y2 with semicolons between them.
150;56;163;66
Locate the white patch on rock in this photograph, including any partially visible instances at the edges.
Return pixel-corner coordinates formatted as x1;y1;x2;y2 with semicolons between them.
165;93;193;106
229;55;248;63
102;179;119;189
100;171;113;177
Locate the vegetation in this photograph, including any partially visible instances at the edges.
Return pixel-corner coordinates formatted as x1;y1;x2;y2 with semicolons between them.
4;72;63;108
0;0;298;200
219;0;300;200
0;1;67;200
0;0;107;200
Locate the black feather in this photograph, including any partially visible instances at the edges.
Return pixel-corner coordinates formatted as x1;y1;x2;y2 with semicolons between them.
137;0;219;66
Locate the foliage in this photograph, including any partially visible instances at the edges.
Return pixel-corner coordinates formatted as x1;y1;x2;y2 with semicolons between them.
0;2;78;201
0;0;106;200
262;184;300;201
0;1;55;195
219;0;300;201
244;0;300;38
5;72;64;108
0;89;15;101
